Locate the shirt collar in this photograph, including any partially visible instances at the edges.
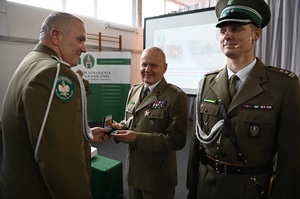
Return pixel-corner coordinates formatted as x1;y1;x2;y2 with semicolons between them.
227;58;257;81
144;80;160;92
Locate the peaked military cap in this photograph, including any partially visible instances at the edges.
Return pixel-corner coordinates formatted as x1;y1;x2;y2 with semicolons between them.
215;0;271;28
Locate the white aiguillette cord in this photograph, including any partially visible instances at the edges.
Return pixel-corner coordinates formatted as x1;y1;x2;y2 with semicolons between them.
34;56;92;162
195;77;224;144
76;72;93;141
34;56;62;162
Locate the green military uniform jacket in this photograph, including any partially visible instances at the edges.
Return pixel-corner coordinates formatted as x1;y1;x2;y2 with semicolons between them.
187;58;300;199
120;77;189;192
0;44;92;198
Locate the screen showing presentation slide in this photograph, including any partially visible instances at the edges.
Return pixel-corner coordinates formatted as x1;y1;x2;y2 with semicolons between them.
144;8;226;95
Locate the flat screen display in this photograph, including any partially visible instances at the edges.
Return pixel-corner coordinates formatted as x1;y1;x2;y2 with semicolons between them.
144;8;226;95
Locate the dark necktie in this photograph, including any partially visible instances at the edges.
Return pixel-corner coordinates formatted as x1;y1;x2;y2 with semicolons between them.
141;86;150;102
229;74;239;100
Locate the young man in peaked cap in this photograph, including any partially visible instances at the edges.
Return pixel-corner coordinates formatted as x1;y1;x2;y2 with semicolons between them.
187;0;300;199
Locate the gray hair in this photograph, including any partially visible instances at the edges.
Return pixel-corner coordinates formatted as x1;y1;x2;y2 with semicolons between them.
39;12;84;40
143;46;167;64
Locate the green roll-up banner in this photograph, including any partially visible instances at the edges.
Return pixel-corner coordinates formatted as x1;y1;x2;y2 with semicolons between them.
74;52;131;125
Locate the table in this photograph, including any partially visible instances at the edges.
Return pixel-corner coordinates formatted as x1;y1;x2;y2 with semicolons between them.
91;155;123;199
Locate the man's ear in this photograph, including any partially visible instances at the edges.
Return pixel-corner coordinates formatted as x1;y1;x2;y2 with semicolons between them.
253;28;262;41
50;28;61;46
164;63;168;73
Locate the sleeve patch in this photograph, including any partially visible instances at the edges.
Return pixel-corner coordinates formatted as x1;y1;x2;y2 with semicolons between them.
54;75;75;102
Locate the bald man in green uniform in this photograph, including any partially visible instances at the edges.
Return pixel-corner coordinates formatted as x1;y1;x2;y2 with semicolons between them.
112;47;189;199
187;0;300;199
0;12;108;198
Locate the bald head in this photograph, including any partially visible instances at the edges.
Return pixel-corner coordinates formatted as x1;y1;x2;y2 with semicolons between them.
38;12;87;66
140;46;168;85
39;12;84;41
142;46;166;64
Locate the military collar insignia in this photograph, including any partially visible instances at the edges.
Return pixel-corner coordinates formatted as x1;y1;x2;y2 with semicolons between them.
54;75;74;102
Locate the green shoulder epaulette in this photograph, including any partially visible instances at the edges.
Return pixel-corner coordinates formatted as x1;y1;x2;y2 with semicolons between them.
204;69;222;77
167;83;184;93
266;66;296;78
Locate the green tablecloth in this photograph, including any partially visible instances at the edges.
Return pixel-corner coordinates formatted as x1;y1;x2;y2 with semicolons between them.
91;155;123;199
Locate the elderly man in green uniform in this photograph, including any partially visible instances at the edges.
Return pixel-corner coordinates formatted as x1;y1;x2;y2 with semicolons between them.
111;46;189;199
0;12;108;198
187;0;300;199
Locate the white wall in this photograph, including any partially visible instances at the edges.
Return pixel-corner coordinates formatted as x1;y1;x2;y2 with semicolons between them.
0;1;144;121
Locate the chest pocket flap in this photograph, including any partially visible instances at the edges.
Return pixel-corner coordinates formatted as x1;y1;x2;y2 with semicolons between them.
148;109;164;119
238;109;274;123
200;102;219;116
126;103;135;114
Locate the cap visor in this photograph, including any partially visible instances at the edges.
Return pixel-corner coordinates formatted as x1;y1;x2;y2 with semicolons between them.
216;18;252;27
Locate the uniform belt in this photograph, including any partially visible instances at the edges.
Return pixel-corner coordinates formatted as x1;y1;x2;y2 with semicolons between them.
206;155;272;175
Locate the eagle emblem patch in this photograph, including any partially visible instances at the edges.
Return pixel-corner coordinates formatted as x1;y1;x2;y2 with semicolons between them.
54;75;74;102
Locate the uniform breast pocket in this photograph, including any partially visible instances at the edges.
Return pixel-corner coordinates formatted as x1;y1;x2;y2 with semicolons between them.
148;109;164;119
199;102;220;131
143;109;164;131
238;109;274;123
238;109;276;143
126;103;135;114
